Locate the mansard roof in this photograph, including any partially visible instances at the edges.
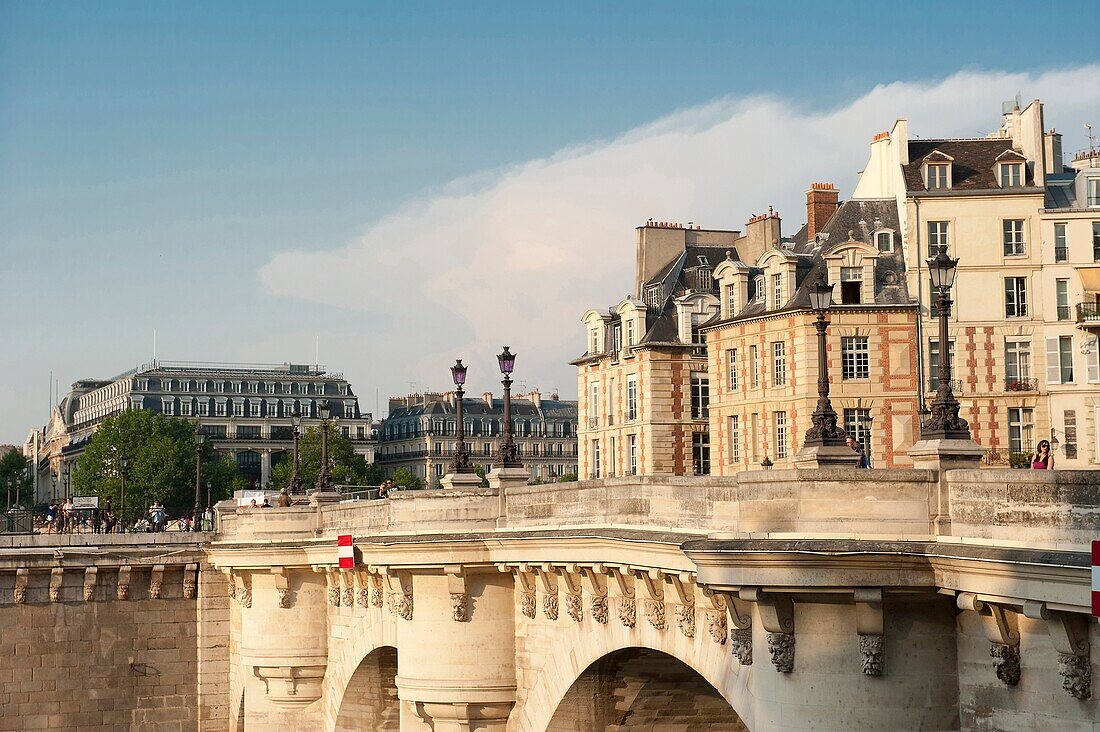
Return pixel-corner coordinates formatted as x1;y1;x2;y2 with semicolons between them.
904;139;1034;191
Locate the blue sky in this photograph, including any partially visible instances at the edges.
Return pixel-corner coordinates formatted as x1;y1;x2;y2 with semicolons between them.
2;2;1099;443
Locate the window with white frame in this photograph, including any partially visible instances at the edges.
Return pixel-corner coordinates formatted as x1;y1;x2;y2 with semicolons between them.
215;400;226;417
162;399;173;415
1054;223;1068;262
927;221;950;258
644;285;662;308
1064;410;1078;460
1008;407;1034;453
754;276;765;303
1045;335;1075;384
772;273;783;309
1088;336;1100;383
233;400;244;417
726;348;738;390
697;268;713;291
750;345;759;388
773;411;788;459
840;266;863;304
875;230;893;253
841;336;869;379
725;283;737;317
250;402;261;417
590;439;600;478
1057;279;1071;320
1000;163;1023;187
928;338;956;390
843;408;871;456
1004;277;1028;317
927;164;949;189
1089;178;1100;208
692;432;710;475
608;436;616;477
625;319;635;347
628;434;637;476
728;414;740;462
180;401;192;416
588;382;599;424
1005;340;1032;382
589;329;599;355
626;375;638;421
608;377;615;426
772;342;786;386
690;373;709;419
196;402;208;417
1002;219;1026;256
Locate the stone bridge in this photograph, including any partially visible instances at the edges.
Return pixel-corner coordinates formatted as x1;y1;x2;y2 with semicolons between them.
207;468;1099;731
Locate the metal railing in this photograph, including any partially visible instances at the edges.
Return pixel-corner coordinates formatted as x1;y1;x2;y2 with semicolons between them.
1054;246;1068;262
2;510;34;534
928;379;963;393
1004;377;1039;392
1076;302;1100;325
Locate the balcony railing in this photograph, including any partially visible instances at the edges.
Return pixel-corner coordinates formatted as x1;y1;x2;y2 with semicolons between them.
587;417;599;430
1004;377;1038;392
928;379;963;394
1057;305;1072;321
1055;246;1068;262
1076;302;1100;326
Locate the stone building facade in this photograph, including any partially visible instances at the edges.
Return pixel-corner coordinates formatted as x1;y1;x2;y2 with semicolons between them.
851;98;1100;466
22;360;375;499
377;390;578;486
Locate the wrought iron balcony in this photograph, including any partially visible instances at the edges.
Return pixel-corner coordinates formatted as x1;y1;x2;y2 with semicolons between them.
928;379;962;394
1076;302;1100;328
1004;377;1038;392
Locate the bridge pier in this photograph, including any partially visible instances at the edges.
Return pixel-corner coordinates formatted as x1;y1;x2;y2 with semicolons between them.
395;567;517;731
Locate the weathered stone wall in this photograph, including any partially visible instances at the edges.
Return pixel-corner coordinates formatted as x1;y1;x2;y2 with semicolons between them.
547;647;748;731
0;559;228;731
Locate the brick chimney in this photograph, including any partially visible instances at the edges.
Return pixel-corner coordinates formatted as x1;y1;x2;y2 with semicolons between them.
806;183;839;241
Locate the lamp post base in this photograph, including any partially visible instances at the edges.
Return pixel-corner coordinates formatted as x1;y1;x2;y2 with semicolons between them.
791;444;860;469
441;472;484;491
907;438;985;471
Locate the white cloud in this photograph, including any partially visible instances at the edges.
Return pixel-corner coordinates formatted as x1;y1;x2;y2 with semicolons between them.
258;66;1100;407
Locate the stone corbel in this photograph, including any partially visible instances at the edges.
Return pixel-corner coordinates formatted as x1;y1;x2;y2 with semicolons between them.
536;563;560;620
635;568;666;630
49;567;64;603
854;588;884;677
272;567;290;608
666;572;696;638
83;567;97;602
1024;600;1091;700
252;664;326;708
234;571;252;608
580;564;608;624
509;563;538;619
381;568;413;621
369;572;384;608
445;565;469;622
340;570;355;608
353;570;371;609
700;588;731;648
561;564;584;622
149;564;165;600
708;588;753;665
606;565;636;628
117;565;132;601
13;568;29;604
182;563;198;599
957;593;1019;686
741;587;794;673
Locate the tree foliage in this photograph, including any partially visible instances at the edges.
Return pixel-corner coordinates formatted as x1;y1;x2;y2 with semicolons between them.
390;467;422;490
472;464;490;488
0;449;32;508
269;426;374;490
72;410;240;518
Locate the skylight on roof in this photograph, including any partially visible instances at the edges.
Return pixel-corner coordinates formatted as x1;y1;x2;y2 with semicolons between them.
697;256;709;266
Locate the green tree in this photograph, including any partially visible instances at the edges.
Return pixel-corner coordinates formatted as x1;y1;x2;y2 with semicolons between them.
72;410;239;519
391;467;422;490
0;449;32;508
269;426;371;490
472;464;490;488
559;472;578;482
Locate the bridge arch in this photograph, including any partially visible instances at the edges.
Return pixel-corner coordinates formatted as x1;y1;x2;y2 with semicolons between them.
513;614;752;731
320;609;399;731
547;647;747;730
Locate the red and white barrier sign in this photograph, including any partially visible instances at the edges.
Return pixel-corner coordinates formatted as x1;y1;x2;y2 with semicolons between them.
338;534;355;569
1093;541;1100;617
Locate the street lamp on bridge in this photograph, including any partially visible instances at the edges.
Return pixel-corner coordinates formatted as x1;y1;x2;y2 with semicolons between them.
193;426;205;531
315;401;334;493
802;279;848;450
289;405;304;493
496;346;522;468
118;454;129;534
921;245;971;441
450;360;474;474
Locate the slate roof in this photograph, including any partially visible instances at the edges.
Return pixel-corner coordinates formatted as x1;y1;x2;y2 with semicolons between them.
386;397;578;424
903;139;1034;191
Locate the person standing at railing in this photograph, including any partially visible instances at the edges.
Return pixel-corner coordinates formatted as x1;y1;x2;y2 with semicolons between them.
1030;440;1055;470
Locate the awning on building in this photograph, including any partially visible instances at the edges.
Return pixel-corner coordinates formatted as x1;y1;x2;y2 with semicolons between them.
1076;265;1100;292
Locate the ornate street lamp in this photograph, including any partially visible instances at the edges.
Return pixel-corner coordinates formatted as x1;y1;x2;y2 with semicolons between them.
921;245;971;440
315;401;334;492
194;426;205;531
118;454;129;534
450;360;474;473
803;280;848;448
496;347;522;468
289;405;304;493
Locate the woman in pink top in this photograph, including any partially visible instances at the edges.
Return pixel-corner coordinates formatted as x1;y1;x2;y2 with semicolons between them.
1030;440;1054;470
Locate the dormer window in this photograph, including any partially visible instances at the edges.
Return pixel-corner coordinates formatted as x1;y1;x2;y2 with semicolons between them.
644;285;662;308
928;164;950;189
772;273;783;309
840;266;863;304
697;256;709;266
1000;162;1023;187
724;283;737;318
697;268;713;291
589;329;599;355
875;230;894;253
754;276;765;303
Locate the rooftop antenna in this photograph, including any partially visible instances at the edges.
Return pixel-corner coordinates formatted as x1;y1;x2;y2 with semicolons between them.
315;335;319;371
152;328;157;365
1087;123;1096;154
